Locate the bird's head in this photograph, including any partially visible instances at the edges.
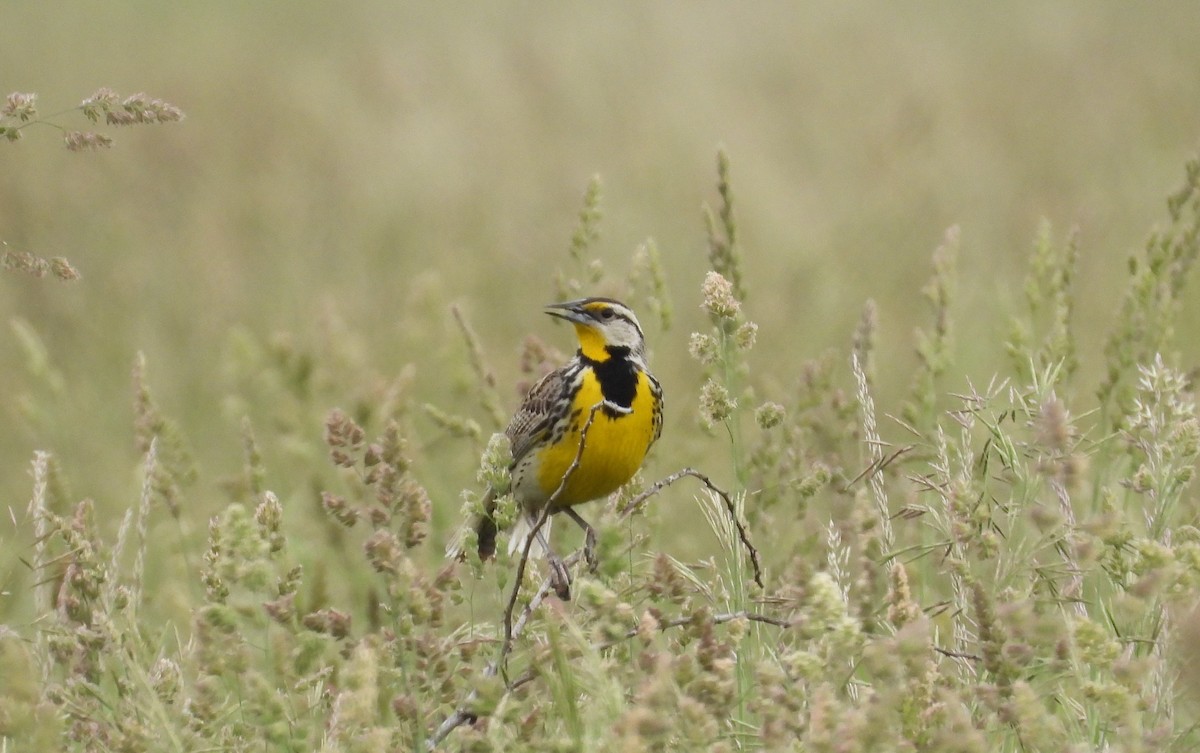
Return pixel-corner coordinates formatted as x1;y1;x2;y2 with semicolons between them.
545;298;647;364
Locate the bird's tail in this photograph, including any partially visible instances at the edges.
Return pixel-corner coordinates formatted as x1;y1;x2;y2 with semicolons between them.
445;489;500;561
446;493;552;561
507;511;552;559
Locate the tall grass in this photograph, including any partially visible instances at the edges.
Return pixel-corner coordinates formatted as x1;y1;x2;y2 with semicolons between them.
3;145;1200;751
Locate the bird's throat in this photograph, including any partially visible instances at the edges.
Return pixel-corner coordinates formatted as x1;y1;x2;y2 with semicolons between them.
573;324;609;362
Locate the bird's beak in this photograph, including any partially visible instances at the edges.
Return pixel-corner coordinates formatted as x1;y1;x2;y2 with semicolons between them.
544;300;592;326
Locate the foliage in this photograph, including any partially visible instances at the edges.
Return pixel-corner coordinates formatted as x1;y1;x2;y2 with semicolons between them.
0;89;183;151
3;144;1200;752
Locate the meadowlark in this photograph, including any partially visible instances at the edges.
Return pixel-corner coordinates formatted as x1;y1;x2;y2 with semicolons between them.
451;297;663;597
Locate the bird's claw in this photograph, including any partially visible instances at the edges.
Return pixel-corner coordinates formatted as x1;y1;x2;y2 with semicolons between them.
548;552;572;600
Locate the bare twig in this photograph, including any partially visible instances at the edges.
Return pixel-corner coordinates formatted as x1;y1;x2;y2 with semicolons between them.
841;444;914;493
620;467;764;588
428;705;476;748
933;646;983;662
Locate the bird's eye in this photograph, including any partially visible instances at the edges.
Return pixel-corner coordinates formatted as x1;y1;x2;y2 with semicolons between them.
600;308;615;320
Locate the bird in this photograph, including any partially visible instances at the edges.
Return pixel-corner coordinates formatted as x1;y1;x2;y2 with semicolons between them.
450;297;663;598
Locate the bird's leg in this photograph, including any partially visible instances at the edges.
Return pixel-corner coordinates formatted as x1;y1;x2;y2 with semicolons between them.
564;508;599;573
536;525;573;600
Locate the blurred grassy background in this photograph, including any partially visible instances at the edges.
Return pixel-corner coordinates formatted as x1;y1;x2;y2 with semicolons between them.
3;2;1200;621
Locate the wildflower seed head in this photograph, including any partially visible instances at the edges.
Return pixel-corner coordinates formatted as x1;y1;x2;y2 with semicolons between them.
887;562;921;628
101;92;185;125
805;571;847;633
1081;679;1134;719
394;477;431;548
853;299;878;361
1071;615;1120;667
646;552;690;602
795;463;831;499
254;492;285;554
3;92;37;121
149;657;182;704
378;421;410;471
64;131;113;152
1029;503;1064;531
636;609;660;644
373;502;406;531
754;401;785;429
366;462;397;501
363;529;403;574
80;88;119;121
617;706;672;747
783;648;824;682
699;379;736;429
1175;418;1200;461
320;491;358;527
2;251;46;277
263;591;296;624
577;581;637;642
111;584;132;611
105;109;137;126
734;321;758;351
302;608;351;639
477;433;512;494
1132;538;1174;574
331;640;380;730
491;491;518;532
1130;464;1153;493
1035;395;1073;451
455;525;481;572
701;271;741;321
363;444;383;468
688;332;719;365
325;409;364;467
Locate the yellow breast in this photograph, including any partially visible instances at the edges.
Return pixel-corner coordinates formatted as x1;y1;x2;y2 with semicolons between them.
533;369;658;507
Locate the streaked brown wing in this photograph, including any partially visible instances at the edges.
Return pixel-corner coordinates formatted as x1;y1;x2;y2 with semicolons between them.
505;362;577;465
648;371;664;444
